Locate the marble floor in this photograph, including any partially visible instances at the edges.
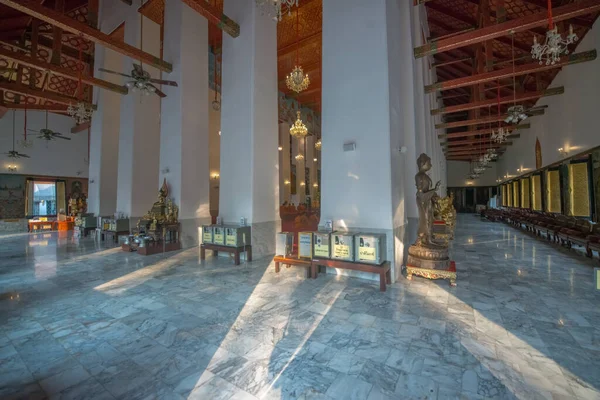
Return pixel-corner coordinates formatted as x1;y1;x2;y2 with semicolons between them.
1;216;600;400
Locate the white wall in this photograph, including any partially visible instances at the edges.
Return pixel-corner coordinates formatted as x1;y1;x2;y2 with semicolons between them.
498;20;600;178
447;160;498;187
1;111;89;178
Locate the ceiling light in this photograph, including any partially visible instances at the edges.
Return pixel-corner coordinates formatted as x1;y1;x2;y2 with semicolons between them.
255;0;298;22
532;25;577;66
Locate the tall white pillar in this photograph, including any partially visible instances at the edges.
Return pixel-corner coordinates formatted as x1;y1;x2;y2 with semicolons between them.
115;13;161;221
219;0;279;256
296;138;306;204
158;0;210;246
88;47;121;217
322;0;420;281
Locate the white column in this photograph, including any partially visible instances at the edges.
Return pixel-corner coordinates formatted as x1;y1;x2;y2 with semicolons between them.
209;89;221;217
88;47;121;217
279;122;291;204
115;12;161;221
296;138;306;204
159;0;210;246
219;0;279;256
322;0;419;281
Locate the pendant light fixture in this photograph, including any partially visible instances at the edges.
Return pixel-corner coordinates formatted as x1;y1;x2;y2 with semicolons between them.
531;0;578;66
290;110;308;139
505;32;528;125
491;81;508;144
255;0;299;22
286;6;310;93
67;39;93;124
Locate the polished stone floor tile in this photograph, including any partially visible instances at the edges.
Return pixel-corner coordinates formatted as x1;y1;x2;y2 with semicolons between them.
1;216;600;399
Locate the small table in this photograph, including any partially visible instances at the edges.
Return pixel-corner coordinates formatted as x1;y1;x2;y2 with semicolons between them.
28;220;54;232
200;243;252;266
274;256;314;279
103;230;129;244
312;259;392;292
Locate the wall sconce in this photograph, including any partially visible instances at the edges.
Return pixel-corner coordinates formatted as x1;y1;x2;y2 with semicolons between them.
313;158;318;162
7;165;17;172
212;173;220;180
313;183;318;188
278;146;283;151
466;181;474;186
558;147;568;157
284;180;290;185
218;130;221;136
300;182;306;187
161;167;170;174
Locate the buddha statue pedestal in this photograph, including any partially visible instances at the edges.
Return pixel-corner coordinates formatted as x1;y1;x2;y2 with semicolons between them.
404;153;456;286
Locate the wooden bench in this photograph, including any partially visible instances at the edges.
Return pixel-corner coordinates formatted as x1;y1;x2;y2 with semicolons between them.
200;243;252;266
312;259;392;292
273;256;314;279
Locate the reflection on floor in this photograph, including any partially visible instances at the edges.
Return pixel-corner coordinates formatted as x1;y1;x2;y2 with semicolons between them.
1;215;599;399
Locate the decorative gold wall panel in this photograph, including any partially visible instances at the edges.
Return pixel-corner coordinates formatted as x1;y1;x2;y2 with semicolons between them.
521;178;531;209
507;184;513;207
531;175;542;211
512;181;520;207
569;163;590;217
502;184;507;207
546;170;561;213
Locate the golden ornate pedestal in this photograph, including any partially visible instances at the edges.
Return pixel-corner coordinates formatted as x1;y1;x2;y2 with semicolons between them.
406;262;456;286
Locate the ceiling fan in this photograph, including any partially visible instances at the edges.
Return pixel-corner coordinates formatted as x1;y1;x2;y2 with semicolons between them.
28;111;71;141
98;63;177;98
4;111;30;159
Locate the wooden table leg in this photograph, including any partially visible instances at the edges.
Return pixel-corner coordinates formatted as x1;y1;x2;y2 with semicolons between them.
311;263;317;279
212;250;219;257
379;271;387;292
275;261;280;273
247;246;252;262
386;269;391;284
200;246;205;261
234;250;241;266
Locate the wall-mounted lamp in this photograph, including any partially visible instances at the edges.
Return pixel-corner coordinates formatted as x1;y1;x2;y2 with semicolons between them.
212;173;220;180
89;179;95;184
313;183;318;188
558;147;568;157
284;180;290;185
161;167;170;174
218;130;221;136
466;181;474;186
7;165;17;172
300;182;306;187
278;146;283;151
313;158;318;162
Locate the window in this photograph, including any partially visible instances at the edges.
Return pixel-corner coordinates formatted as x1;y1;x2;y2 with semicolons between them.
569;161;591;217
546;169;561;213
25;179;66;217
531;174;542;211
521;178;531;209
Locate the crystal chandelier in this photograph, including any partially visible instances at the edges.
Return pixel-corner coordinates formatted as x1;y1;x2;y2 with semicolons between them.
18;138;34;148
314;138;321;150
67;102;93;125
289;111;308;138
505;105;528;124
255;0;299;22
532;25;577;66
295;153;304;162
286;66;310;93
491;127;509;144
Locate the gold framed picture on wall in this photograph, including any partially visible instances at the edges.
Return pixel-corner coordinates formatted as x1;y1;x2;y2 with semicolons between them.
520;178;531;209
531;174;542;211
512;181;520;208
546;169;561;213
568;161;591;217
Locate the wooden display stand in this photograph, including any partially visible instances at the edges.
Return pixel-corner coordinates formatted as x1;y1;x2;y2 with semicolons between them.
405;261;457;287
138;241;181;255
56;220;74;232
103;230;128;244
312;259;392;292
273;256;314;279
200;243;252;266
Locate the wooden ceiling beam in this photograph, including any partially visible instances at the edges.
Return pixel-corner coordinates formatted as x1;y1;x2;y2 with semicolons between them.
425;50;596;93
2;102;68;111
436;110;543;129
415;0;600;58
181;0;240;38
431;86;563;115
0;46;127;94
438;124;530;139
278;31;321;57
443;137;518;147
0;0;172;72
0;80;95;108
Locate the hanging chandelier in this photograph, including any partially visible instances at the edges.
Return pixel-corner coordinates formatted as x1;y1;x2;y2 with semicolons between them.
68;102;93;125
314;138;321;150
295;153;304;162
290;111;308;138
286;6;309;93
255;0;299;22
505;105;528;124
286;66;310;93
491;127;509;144
531;0;577;65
